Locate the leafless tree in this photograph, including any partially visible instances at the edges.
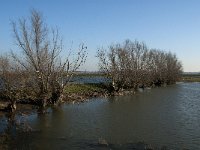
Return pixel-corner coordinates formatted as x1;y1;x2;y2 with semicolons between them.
97;39;182;92
11;10;87;107
0;55;25;111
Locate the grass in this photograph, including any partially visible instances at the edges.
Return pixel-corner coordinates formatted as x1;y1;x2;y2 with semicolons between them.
63;83;109;102
181;74;200;82
64;83;106;94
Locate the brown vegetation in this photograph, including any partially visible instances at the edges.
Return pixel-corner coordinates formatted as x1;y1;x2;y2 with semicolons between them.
0;11;183;112
0;10;87;111
97;40;182;92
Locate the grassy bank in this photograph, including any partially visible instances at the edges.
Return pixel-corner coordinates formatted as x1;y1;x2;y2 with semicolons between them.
2;72;198;111
181;74;200;82
0;82;111;111
63;83;109;102
64;83;106;94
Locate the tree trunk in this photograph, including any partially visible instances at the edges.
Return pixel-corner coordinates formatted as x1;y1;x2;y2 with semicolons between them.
51;90;63;104
38;93;48;107
6;101;16;112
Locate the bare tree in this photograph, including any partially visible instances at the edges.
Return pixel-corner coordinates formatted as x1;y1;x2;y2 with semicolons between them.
97;39;182;92
11;10;87;107
0;55;25;111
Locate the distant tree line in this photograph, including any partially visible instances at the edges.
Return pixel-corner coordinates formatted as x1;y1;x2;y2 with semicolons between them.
97;40;182;92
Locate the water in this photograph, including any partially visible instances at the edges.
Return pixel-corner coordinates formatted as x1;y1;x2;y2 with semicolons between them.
70;76;110;84
1;82;200;149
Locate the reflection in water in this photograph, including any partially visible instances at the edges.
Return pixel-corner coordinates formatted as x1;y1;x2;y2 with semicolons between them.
0;82;200;149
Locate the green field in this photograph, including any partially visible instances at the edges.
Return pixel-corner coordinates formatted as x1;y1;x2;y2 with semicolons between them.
181;74;200;82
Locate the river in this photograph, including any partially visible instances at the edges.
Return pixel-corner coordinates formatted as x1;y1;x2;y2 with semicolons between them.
0;82;200;149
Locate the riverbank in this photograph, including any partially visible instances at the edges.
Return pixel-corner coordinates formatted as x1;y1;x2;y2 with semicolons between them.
0;83;109;111
0;82;137;112
64;83;136;103
1;72;198;112
181;74;200;82
64;83;109;102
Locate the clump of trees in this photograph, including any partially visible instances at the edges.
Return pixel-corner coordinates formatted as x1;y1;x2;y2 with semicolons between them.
97;40;182;92
0;10;183;112
0;10;87;111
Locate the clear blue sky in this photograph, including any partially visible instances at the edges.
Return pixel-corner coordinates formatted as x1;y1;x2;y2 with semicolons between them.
0;0;200;72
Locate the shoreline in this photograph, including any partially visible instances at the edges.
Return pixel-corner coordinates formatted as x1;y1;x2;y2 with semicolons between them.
0;81;199;112
0;82;136;112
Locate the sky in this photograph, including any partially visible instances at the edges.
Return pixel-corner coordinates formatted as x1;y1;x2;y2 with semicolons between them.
0;0;200;72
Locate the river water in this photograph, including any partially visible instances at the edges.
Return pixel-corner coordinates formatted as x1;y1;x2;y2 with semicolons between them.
1;82;200;149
